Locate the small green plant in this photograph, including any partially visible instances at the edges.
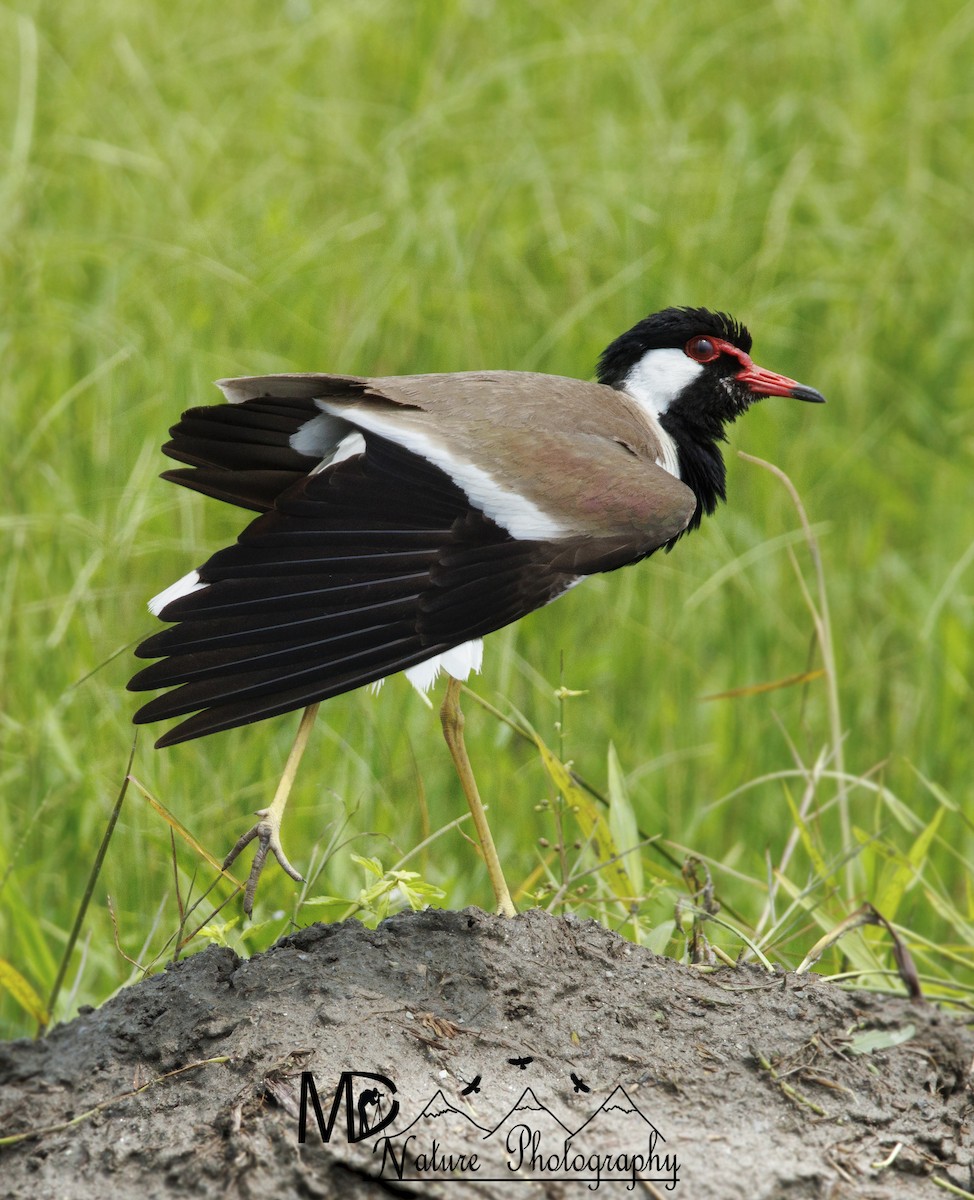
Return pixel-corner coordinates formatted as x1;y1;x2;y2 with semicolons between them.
301;854;446;926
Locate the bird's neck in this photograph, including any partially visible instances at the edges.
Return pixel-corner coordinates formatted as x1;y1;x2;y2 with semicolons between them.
658;409;728;538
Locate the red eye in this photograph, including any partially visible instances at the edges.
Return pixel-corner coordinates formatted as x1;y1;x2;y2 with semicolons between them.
685;336;720;363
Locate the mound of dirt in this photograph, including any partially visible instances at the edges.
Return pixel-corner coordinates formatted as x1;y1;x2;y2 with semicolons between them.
1;908;971;1198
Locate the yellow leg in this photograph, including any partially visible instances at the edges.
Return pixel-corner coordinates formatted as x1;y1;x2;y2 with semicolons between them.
440;677;517;918
223;702;319;915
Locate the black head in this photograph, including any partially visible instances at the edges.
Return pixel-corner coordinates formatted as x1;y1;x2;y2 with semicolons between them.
597;306;753;390
597;306;825;538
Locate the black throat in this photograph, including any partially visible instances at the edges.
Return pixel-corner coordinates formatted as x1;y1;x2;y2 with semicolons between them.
658;408;728;542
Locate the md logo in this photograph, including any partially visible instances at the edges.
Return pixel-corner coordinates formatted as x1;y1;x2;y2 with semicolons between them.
298;1071;399;1144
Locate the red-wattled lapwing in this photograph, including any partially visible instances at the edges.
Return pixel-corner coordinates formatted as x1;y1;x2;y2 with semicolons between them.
129;307;824;916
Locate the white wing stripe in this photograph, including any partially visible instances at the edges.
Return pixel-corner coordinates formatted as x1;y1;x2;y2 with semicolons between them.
323;404;568;540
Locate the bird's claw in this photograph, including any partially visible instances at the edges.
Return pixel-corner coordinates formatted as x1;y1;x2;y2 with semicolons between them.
223;806;304;917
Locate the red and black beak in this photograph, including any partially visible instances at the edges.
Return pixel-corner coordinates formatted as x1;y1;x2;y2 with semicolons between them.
735;360;826;404
707;336;826;404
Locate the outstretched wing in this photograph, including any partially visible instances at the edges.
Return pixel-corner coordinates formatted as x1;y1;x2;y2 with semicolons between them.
130;434;579;746
130;372;698;747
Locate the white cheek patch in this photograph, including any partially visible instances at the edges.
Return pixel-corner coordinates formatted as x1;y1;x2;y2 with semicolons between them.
622;348;696;480
323;404;568;540
624;348;703;417
149;569;207;616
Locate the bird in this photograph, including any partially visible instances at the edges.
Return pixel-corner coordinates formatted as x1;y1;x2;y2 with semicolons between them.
129;306;824;916
508;1057;534;1070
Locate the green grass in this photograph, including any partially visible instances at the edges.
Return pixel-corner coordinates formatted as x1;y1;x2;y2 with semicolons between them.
2;0;973;1038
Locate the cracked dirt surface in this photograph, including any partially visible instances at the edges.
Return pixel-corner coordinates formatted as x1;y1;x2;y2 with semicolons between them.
1;908;971;1198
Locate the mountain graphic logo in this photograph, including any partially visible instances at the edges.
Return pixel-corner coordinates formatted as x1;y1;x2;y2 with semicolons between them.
386;1088;487;1139
567;1084;666;1159
484;1086;571;1138
300;1069;680;1189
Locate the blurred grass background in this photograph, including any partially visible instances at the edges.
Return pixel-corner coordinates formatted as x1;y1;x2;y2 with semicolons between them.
2;0;973;1038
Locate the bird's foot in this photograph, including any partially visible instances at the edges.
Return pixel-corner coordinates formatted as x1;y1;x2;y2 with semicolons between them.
223;806;304;917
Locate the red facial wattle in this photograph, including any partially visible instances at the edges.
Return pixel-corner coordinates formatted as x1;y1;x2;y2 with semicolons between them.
684;336;826;404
